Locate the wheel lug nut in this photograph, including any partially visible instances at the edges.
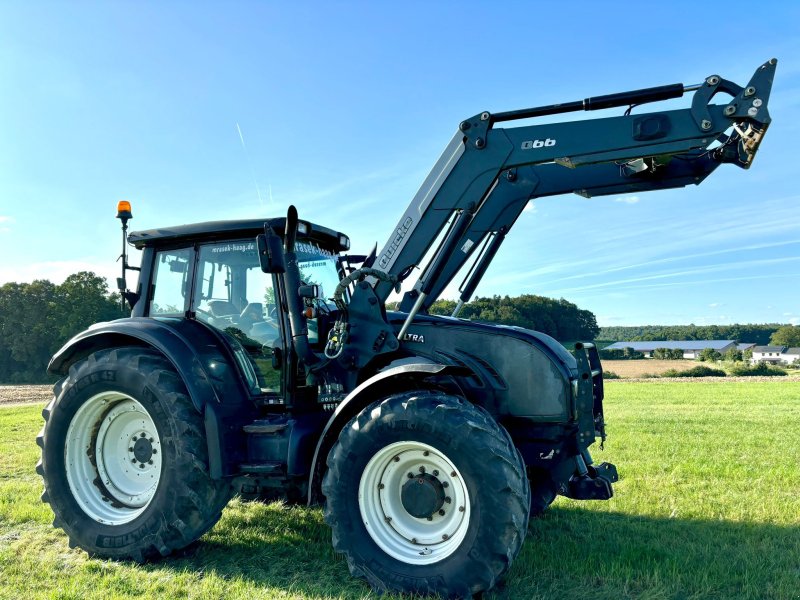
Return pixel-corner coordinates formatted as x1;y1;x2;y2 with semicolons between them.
418;466;425;473
378;483;384;490
439;509;445;516
407;473;414;479
411;538;417;544
432;470;439;477
131;459;137;463
148;460;154;465
423;450;429;456
152;449;157;455
140;433;146;438
442;534;449;540
459;506;465;512
149;437;154;443
442;482;449;488
139;463;145;469
451;471;456;477
384;517;392;523
128;447;133;452
445;496;451;503
393;456;400;462
426;516;433;521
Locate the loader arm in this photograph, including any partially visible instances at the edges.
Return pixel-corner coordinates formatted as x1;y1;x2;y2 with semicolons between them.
371;59;776;329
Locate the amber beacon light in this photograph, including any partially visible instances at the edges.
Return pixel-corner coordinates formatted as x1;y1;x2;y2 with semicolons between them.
116;200;133;222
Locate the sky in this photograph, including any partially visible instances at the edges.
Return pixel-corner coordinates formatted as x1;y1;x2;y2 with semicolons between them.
0;1;798;327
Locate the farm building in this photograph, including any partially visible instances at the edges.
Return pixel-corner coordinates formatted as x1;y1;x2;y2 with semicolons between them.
602;340;737;359
750;346;800;365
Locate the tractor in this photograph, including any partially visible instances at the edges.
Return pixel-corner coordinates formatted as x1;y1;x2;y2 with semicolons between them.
37;59;775;597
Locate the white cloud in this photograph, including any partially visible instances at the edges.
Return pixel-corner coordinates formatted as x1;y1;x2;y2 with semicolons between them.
614;196;639;204
709;302;720;308
523;201;537;213
0;216;12;223
790;317;800;326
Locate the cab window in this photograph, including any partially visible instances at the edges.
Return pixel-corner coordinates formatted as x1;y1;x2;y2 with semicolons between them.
193;241;283;395
150;248;192;315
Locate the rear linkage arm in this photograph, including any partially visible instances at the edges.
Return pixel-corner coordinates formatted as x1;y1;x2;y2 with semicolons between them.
370;59;776;330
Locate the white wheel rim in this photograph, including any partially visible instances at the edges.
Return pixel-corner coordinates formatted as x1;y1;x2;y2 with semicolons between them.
358;441;471;565
65;392;162;525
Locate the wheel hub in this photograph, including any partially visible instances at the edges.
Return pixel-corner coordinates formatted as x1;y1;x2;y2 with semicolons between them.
132;436;153;463
358;441;471;565
401;473;445;518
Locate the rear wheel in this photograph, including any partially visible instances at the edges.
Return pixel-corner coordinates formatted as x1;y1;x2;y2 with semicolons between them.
322;391;530;598
36;347;232;561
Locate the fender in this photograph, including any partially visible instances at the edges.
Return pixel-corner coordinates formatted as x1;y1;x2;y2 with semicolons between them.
49;317;252;412
306;362;471;505
48;317;256;479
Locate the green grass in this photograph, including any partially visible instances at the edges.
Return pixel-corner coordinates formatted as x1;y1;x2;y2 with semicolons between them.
1;381;799;599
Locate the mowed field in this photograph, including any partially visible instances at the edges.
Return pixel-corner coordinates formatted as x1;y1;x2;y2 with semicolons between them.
602;359;698;378
1;381;799;599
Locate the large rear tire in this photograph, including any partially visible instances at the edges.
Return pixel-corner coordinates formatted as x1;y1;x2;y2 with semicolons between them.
36;347;232;561
322;391;530;598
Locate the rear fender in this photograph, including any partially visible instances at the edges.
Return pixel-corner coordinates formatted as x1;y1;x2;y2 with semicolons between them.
306;363;471;505
48;318;254;479
48;318;252;411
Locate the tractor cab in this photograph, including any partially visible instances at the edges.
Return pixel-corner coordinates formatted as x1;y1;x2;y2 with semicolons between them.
126;216;350;398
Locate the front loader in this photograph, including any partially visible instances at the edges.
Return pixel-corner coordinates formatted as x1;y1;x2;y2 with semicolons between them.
37;59;776;598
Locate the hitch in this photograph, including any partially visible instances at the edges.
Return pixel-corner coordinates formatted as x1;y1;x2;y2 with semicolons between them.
564;461;619;501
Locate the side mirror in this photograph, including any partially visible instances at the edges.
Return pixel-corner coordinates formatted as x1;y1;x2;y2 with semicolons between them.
298;284;322;299
257;225;287;274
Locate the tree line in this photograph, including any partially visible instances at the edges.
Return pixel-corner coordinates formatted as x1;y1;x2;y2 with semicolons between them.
598;324;782;345
426;294;600;341
0;272;125;383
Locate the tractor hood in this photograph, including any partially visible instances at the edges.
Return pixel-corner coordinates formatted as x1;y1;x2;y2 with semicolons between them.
386;311;579;422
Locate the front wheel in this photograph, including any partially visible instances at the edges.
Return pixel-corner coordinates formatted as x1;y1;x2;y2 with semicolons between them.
322;391;530;598
36;347;232;561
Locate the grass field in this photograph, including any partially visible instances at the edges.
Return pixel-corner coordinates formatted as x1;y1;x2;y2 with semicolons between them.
1;381;799;599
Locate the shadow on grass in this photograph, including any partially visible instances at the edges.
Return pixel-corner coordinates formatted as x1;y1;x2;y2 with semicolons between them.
144;501;799;599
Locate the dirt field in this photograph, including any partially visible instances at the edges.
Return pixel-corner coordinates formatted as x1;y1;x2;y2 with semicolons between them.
602;359;697;378
0;385;51;406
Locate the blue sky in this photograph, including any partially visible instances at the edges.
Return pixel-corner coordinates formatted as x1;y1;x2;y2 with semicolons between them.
0;1;798;326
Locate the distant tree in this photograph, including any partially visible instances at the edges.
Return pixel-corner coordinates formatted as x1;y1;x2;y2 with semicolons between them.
724;348;743;362
743;348;753;360
598;324;781;345
435;294;599;340
57;272;124;340
697;348;722;362
429;299;458;316
653;347;685;360
769;325;800;347
0;272;124;383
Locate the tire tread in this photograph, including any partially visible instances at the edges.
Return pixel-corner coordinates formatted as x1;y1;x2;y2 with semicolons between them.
37;346;232;561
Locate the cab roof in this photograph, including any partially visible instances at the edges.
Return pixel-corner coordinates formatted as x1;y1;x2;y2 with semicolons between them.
128;218;348;251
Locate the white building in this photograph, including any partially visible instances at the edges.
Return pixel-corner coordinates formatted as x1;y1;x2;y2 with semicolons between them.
750;346;800;365
603;340;737;359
